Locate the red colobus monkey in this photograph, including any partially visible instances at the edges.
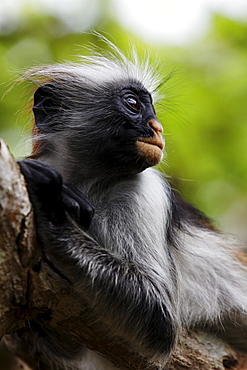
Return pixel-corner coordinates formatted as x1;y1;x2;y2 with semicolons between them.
8;43;247;369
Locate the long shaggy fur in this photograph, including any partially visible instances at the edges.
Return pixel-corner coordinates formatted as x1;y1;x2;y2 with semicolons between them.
10;42;247;369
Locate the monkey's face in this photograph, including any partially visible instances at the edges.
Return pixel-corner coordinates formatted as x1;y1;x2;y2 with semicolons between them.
116;84;164;167
93;82;164;174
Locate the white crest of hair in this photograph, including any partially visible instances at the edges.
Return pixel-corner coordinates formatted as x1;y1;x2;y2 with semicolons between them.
23;38;160;101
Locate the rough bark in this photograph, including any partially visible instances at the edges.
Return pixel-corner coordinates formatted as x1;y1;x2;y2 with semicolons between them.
0;138;246;370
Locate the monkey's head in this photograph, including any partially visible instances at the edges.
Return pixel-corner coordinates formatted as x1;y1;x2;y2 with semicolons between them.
27;48;165;181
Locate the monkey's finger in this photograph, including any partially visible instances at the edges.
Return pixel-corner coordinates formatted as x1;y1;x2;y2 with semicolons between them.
62;191;81;224
62;183;94;228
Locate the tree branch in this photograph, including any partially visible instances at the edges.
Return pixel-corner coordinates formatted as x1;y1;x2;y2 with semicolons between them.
0;139;246;370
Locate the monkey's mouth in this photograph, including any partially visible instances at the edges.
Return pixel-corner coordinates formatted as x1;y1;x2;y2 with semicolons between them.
136;134;164;166
137;136;164;150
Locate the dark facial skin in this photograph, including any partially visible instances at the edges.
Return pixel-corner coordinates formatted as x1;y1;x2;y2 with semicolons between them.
84;82;164;174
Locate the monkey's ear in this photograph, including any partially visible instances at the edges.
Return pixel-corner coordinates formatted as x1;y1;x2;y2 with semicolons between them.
33;84;61;132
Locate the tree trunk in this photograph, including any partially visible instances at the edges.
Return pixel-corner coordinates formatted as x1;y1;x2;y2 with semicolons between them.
0;138;246;370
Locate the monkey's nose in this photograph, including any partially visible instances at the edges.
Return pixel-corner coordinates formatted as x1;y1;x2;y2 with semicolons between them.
148;119;163;133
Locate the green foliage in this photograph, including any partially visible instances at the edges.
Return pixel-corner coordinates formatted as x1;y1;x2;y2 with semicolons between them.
157;15;247;223
0;9;246;233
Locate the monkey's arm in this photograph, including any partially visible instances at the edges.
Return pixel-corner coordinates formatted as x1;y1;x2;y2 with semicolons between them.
170;192;247;352
18;160;176;359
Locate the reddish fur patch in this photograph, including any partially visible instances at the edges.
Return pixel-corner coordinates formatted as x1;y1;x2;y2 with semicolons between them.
198;218;218;231
234;250;247;267
31;125;42;159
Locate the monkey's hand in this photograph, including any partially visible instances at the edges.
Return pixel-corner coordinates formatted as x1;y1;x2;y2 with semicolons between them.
62;183;94;229
18;160;94;230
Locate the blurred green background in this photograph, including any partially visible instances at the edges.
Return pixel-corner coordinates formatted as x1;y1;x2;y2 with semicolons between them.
0;0;247;243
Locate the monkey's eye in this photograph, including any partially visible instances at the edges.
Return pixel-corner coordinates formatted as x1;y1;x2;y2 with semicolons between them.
123;94;141;114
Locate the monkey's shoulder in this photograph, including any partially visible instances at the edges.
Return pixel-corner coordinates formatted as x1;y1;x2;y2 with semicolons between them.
169;189;216;232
